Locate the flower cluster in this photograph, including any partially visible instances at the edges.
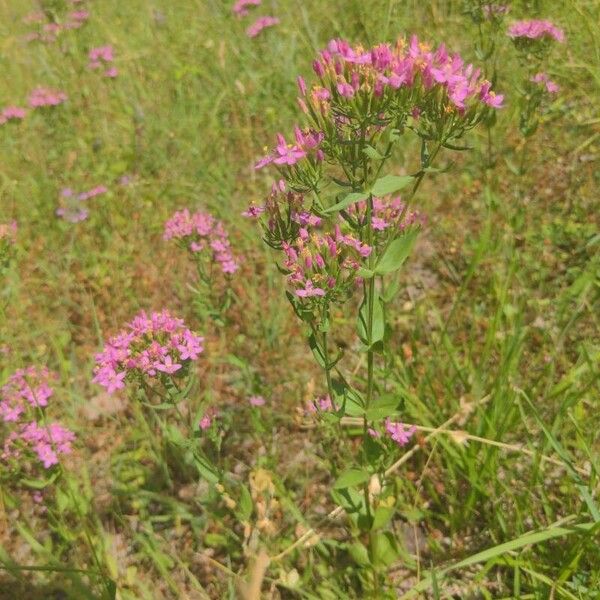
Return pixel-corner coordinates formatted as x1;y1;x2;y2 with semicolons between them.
0;366;75;470
0;106;27;125
349;196;424;237
232;0;261;17
93;310;204;394
88;45;118;78
254;35;503;186
507;20;565;43
23;10;89;43
29;87;68;108
531;72;559;94
56;185;108;223
3;422;75;469
282;225;371;301
246;16;280;38
0;367;55;423
163;209;239;274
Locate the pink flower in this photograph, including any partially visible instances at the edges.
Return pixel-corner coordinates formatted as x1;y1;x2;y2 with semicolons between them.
164;209;240;274
296;280;326;298
3;421;75;468
531;72;560;94
233;0;261;17
0;106;27;125
385;418;416;447
508;20;565;43
246;16;279;38
93;310;204;393
1;366;56;423
29;87;67;108
249;395;266;406
480;81;504;108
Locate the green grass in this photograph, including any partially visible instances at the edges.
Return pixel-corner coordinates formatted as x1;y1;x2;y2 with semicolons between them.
0;0;599;598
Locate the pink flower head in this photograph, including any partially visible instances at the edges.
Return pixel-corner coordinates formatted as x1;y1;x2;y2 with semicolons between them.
531;72;560;94
246;16;279;38
164;209;240;274
93;310;204;393
507;20;565;43
306;394;336;414
233;0;261;17
0;366;56;423
249;395;266;406
385;418;416;447
29;87;67;108
88;45;114;67
199;408;217;430
296;280;326;298
0;106;27;125
2;421;75;468
242;204;265;218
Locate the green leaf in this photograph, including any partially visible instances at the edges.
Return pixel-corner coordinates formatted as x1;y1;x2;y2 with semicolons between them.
365;394;400;421
372;531;400;567
308;333;327;369
325;192;369;214
237;484;253;521
333;468;370;489
348;541;371;566
362;145;384;160
371;175;413;197
375;229;419;274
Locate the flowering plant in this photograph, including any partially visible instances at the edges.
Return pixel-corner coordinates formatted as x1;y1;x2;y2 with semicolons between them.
249;34;502;592
164;209;239;324
507;18;565;141
0;366;75;486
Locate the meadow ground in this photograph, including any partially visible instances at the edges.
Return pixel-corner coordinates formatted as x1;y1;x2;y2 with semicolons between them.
0;0;599;598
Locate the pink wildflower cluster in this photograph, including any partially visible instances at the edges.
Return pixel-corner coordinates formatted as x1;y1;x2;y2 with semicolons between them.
163;209;239;274
350;196;424;234
93;310;204;394
283;224;371;300
0;367;55;423
29;87;68;108
507;20;565;43
0;366;75;469
88;45;118;78
56;185;108;223
310;35;504;110
531;72;560;94
3;422;75;469
0;221;18;244
246;16;280;38
23;10;89;43
384;418;416;447
233;0;261;17
255;126;324;170
0;106;27;125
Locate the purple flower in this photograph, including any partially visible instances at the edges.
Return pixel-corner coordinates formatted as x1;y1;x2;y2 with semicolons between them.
385;418;416;447
531;72;560;94
508;20;565;43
